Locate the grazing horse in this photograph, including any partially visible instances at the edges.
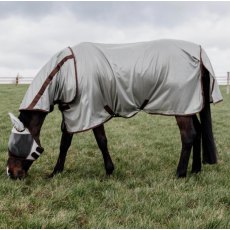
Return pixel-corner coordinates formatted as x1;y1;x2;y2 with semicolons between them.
7;39;222;179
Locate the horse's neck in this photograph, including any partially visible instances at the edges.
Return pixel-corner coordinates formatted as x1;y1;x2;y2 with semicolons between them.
19;110;47;145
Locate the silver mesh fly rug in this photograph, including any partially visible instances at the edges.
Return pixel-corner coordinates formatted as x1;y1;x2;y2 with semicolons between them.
20;39;223;133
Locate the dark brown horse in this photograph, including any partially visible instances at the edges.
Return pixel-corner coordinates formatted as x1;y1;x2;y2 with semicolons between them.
6;64;218;180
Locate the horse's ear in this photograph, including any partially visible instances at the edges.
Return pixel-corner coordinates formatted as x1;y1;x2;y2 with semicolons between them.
8;112;25;132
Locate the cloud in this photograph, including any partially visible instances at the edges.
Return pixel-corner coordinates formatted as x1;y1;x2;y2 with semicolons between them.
0;1;230;79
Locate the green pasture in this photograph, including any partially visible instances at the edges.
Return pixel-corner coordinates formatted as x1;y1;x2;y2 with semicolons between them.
0;85;229;228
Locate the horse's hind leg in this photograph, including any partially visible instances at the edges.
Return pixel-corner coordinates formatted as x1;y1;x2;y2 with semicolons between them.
93;125;115;175
49;129;73;177
175;116;196;178
191;115;202;174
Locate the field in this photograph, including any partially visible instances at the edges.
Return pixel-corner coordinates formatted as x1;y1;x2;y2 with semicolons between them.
0;84;229;228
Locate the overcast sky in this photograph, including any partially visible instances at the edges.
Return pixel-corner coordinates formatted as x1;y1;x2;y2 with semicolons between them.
0;1;230;79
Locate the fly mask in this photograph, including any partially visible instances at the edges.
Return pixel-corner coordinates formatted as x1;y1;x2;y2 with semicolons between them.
8;113;44;161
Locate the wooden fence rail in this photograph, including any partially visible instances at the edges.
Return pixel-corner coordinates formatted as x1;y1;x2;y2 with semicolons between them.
0;77;33;84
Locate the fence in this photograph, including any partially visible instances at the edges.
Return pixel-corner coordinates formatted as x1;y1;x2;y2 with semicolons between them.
227;72;230;94
0;75;229;85
216;75;228;86
0;77;33;84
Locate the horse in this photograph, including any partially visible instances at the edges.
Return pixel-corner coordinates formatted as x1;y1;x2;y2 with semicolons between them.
6;39;222;180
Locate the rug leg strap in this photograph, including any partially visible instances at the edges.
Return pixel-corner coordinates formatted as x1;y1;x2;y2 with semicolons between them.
104;105;119;117
58;103;70;112
139;99;149;110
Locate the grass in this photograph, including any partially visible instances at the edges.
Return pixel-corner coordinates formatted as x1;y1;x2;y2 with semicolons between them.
0;84;229;228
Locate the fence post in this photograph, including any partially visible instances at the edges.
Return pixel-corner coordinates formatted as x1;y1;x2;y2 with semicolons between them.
227;72;230;94
15;74;19;86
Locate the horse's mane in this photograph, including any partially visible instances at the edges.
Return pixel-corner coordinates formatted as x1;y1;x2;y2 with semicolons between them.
18;110;47;128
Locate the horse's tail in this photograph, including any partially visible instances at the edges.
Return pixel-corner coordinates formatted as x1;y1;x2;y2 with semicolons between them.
199;65;217;164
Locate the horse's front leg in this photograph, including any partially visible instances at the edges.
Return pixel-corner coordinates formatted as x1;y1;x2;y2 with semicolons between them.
49;129;73;177
175;116;196;178
93;125;115;175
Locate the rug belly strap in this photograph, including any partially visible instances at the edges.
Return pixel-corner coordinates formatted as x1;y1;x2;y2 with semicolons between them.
104;105;120;117
139;99;149;110
104;99;149;118
58;103;71;112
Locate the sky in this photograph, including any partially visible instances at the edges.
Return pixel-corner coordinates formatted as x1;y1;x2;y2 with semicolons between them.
0;1;230;80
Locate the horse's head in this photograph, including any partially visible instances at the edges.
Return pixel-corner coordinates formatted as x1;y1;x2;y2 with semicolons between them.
7;112;44;179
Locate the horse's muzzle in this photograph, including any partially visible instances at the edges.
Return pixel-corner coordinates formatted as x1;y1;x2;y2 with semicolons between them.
6;167;27;180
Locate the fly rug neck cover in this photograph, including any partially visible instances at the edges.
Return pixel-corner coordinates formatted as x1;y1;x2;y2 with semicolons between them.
20;39;223;133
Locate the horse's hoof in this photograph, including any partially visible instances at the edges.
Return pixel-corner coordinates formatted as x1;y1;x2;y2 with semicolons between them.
45;172;55;179
46;170;64;179
106;171;114;177
191;169;201;174
106;171;113;176
106;165;115;176
176;172;187;178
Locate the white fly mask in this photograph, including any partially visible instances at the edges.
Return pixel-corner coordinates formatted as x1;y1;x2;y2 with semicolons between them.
8;113;44;161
